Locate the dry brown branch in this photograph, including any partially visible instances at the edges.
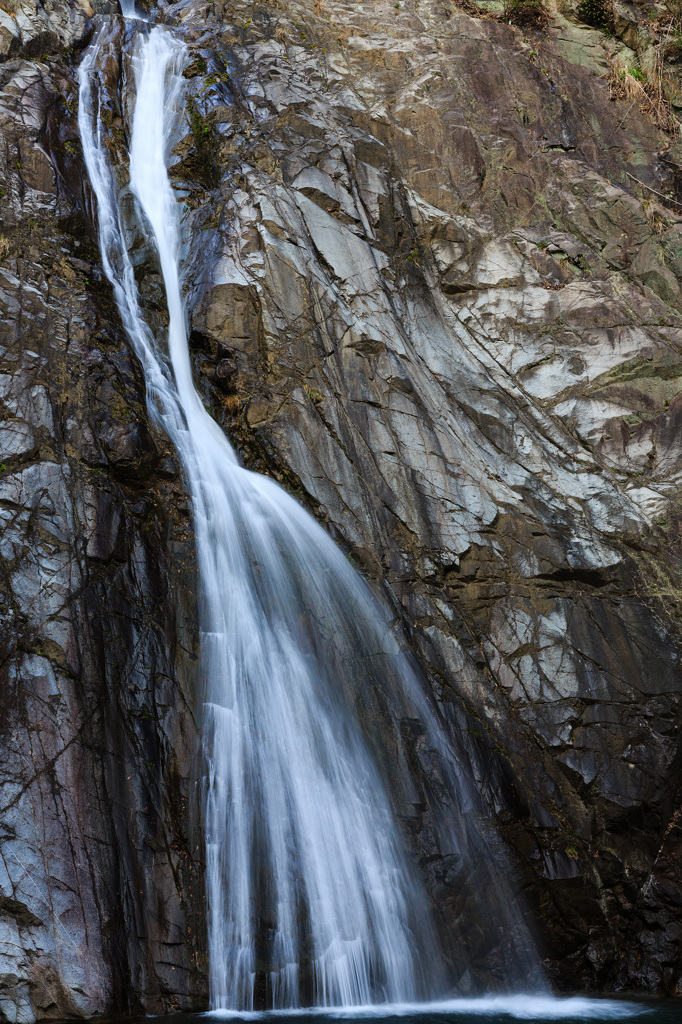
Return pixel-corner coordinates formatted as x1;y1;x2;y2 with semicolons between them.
625;169;682;211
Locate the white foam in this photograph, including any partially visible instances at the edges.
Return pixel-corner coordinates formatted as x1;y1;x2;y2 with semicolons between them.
204;995;647;1020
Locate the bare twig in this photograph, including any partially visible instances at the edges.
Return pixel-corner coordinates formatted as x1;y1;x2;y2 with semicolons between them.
625;169;682;210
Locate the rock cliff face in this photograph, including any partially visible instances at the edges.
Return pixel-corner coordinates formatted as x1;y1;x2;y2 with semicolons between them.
0;10;205;1018
1;0;682;1015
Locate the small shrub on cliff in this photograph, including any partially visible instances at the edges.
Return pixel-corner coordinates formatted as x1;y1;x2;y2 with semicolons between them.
609;56;679;132
187;97;220;188
663;0;682;29
222;393;241;415
503;0;549;28
663;32;682;60
576;0;613;31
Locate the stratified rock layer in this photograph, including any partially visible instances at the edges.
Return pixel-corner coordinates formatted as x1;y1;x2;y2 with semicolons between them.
1;0;682;1015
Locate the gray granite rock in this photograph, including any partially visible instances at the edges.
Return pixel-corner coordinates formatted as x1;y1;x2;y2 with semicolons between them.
3;0;682;1014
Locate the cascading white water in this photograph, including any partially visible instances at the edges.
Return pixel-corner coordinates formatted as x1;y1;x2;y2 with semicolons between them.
78;21;545;1012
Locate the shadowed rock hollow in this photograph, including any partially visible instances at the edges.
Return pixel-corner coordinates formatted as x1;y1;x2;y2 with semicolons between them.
1;0;682;1016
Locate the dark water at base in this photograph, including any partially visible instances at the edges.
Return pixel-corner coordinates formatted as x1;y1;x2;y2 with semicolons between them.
132;997;682;1024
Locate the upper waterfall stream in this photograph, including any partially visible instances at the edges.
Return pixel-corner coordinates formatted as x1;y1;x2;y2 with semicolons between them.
78;20;544;1012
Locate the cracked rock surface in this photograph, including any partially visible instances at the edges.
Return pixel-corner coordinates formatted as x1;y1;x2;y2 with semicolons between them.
2;0;682;1015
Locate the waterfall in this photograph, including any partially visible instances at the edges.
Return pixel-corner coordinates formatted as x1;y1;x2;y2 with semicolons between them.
78;20;544;1012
